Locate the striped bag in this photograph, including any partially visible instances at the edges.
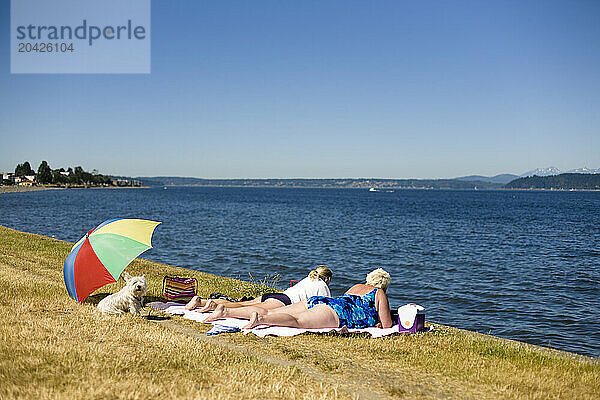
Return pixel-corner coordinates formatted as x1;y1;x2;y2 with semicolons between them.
162;276;197;303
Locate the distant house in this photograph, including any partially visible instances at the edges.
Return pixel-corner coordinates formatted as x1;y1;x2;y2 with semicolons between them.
112;179;142;187
14;175;37;185
60;171;71;177
2;172;15;184
17;178;36;186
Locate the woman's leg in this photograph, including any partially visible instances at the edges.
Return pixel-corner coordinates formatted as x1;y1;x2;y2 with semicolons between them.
196;296;262;313
204;298;285;322
186;296;245;311
266;300;308;315
244;304;339;330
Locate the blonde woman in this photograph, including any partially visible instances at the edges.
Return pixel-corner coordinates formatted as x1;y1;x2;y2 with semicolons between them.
186;265;332;314
210;268;392;330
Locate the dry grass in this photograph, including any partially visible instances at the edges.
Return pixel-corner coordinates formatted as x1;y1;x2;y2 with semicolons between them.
0;224;598;399
0;226;341;400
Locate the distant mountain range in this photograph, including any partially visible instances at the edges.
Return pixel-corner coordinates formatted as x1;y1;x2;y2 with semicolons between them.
112;166;599;190
520;166;600;177
520;167;562;177
454;174;519;185
455;166;600;184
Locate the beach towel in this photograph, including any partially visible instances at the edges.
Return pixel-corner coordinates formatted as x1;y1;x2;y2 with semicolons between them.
206;324;241;335
147;302;428;338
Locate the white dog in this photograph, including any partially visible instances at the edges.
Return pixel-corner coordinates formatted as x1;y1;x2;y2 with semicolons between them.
97;272;147;315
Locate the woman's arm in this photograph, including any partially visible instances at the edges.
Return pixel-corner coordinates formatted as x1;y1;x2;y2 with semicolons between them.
375;289;393;328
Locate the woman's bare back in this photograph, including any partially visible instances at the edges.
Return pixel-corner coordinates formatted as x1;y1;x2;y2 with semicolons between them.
344;283;377;296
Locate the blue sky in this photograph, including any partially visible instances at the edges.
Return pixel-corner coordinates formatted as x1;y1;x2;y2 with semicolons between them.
1;1;599;179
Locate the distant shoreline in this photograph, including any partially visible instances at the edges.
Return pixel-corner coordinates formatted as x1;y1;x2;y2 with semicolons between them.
0;186;62;194
159;184;600;192
132;173;600;191
2;184;598;194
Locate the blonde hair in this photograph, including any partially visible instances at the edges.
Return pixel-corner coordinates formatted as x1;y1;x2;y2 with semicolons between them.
366;268;391;291
308;265;332;285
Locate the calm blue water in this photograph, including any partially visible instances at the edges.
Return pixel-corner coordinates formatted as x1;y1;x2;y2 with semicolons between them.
1;187;599;357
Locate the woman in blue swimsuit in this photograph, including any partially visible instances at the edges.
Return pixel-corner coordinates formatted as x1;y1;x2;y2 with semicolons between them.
242;268;393;330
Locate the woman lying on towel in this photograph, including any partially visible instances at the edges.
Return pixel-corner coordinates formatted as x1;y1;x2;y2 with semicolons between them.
185;265;332;313
206;268;393;330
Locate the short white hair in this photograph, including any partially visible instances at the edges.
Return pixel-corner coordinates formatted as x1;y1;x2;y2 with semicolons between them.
366;268;391;290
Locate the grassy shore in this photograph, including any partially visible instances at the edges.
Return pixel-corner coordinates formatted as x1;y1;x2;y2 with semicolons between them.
0;225;598;399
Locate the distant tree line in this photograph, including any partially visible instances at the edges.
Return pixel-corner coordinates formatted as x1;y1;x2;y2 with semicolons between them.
7;161;113;186
505;173;600;190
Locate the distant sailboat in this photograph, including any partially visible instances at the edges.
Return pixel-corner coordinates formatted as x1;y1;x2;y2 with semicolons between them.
369;188;378;192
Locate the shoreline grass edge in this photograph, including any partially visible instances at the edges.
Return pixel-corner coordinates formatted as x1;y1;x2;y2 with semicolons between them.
0;224;598;399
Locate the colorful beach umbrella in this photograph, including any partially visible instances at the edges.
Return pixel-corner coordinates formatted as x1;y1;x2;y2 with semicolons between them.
63;218;161;303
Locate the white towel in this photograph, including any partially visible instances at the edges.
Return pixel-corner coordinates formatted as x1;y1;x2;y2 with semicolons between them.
245;324;400;338
147;301;408;338
148;301;187;315
147;302;251;328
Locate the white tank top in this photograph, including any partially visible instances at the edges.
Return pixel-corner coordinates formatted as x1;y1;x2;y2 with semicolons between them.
283;277;331;303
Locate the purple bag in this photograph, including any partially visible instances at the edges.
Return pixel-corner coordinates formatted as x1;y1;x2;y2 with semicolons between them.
397;303;425;333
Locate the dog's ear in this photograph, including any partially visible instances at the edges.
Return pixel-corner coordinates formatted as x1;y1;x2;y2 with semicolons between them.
121;271;132;282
